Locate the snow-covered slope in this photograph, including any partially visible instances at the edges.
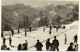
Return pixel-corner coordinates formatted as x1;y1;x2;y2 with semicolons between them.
63;21;79;29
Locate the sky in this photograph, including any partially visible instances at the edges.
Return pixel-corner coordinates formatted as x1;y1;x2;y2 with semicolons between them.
2;0;79;7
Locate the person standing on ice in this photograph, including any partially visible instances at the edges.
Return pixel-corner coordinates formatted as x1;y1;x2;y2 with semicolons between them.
50;25;52;30
18;29;19;34
43;26;45;32
25;29;27;37
9;36;12;46
46;39;50;50
23;40;28;50
67;42;74;51
73;34;78;43
52;36;59;51
63;26;65;29
35;40;43;51
29;27;32;32
56;27;58;32
64;34;67;44
24;44;27;50
18;43;22;50
11;30;14;36
49;30;51;34
1;31;3;37
3;37;6;45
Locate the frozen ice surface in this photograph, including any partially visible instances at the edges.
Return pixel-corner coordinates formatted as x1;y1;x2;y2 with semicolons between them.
1;21;79;51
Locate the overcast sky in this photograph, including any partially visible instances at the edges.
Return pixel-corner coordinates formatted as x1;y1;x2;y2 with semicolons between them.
2;0;78;7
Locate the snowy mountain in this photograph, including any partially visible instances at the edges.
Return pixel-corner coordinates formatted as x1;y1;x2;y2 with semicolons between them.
2;3;79;31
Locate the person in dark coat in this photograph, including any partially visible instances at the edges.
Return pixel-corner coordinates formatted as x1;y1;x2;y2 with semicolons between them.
50;25;52;30
63;26;65;29
49;30;51;34
29;27;31;32
73;34;78;43
52;36;59;51
23;40;28;50
35;40;43;51
24;45;27;50
18;43;22;50
9;36;12;46
1;31;3;37
67;42;74;51
46;39;50;50
11;30;14;36
18;29;19;34
3;37;6;45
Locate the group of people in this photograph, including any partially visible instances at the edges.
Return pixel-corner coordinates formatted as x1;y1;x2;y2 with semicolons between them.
46;36;59;51
3;36;12;46
18;40;28;50
23;36;59;51
67;42;78;51
1;36;12;50
49;25;59;35
35;35;78;51
67;34;78;51
1;27;32;50
1;26;78;51
1;34;78;51
11;26;32;37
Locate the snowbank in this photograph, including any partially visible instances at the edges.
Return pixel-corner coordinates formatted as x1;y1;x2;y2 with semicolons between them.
63;21;79;29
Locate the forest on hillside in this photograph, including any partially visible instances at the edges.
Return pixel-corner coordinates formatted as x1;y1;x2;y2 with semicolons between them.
2;3;79;31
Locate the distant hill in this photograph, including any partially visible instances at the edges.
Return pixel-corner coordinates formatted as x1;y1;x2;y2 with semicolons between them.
2;3;79;31
2;4;39;31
